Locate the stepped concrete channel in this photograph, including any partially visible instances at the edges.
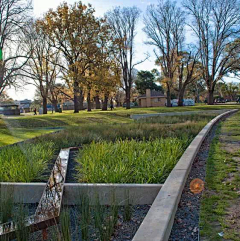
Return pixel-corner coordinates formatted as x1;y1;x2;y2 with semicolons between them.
0;109;238;240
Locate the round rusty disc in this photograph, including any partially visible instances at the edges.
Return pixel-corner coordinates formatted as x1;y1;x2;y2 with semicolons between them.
190;178;204;194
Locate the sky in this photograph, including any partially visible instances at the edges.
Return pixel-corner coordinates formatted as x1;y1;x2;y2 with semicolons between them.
6;0;238;100
7;0;161;100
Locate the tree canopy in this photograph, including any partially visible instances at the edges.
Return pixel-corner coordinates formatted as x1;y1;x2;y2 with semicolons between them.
135;70;163;95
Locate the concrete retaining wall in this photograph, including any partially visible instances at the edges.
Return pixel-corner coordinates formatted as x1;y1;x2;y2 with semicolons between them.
0;183;162;206
132;109;238;241
131;109;229;120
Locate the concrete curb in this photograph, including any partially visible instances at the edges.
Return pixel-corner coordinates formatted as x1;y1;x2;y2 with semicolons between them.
131;109;229;120
132;109;238;241
0;183;162;206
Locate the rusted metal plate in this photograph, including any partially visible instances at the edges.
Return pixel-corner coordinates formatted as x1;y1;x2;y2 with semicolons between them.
0;148;71;239
35;148;70;217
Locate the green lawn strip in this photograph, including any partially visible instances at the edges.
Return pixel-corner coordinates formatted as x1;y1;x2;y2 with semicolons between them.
0;105;218;147
0;127;58;147
200;113;240;240
3;105;240;129
1;105;239;147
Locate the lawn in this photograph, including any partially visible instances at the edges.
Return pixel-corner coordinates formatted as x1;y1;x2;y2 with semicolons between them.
200;111;240;240
1;104;240;147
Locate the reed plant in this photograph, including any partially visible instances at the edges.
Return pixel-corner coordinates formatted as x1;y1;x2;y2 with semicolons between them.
0;113;214;183
60;209;71;241
76;138;186;184
79;195;91;241
14;204;30;241
123;190;132;222
136;113;217;124
0;142;55;182
0;186;14;224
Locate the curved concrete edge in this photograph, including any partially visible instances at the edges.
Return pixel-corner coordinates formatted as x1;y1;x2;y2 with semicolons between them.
0;183;162;206
132;109;238;241
131;109;229;120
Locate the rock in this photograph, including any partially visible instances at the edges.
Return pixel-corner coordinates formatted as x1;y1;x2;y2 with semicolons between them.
193;227;198;232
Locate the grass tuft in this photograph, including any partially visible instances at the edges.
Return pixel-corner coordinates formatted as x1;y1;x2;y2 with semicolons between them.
76;138;187;184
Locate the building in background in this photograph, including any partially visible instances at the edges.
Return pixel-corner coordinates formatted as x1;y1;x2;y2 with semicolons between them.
137;89;167;107
15;99;32;113
0;104;20;115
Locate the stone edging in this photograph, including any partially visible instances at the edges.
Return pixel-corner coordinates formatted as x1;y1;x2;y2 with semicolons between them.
132;109;238;241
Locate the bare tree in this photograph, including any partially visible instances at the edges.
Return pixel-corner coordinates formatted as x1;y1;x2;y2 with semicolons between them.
184;0;240;104
174;50;201;106
106;6;143;109
22;22;60;114
48;83;66;112
0;0;32;95
144;0;185;107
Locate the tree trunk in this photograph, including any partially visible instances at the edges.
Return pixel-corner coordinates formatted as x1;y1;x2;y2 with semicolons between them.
178;86;186;107
208;89;214;105
178;90;184;106
95;95;101;109
166;86;171;107
102;95;109;111
79;90;84;110
73;81;79;113
43;97;47;114
87;90;91;112
126;87;131;109
52;100;58;112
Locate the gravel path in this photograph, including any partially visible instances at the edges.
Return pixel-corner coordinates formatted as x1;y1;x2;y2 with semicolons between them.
169;119;225;241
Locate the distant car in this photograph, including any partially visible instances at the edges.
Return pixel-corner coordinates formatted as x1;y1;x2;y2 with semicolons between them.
169;99;195;107
123;102;136;108
184;99;195;106
171;99;178;107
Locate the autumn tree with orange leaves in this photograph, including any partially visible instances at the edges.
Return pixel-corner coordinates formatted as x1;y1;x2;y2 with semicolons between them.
38;2;118;113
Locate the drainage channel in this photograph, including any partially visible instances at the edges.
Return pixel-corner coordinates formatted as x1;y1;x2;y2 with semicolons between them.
0;148;73;240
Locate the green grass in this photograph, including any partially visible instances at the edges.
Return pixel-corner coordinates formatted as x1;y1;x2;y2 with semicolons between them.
200;112;240;240
0;142;55;182
0;113;219;183
1;104;239;147
76;138;186;183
